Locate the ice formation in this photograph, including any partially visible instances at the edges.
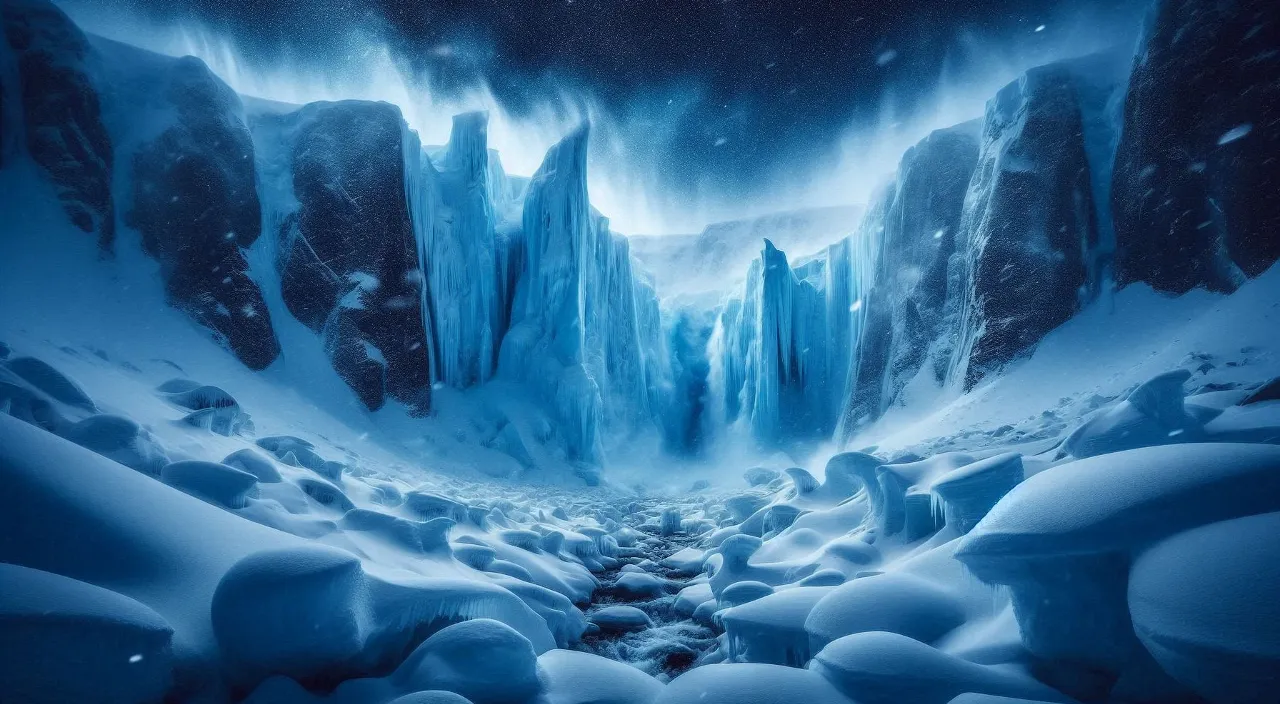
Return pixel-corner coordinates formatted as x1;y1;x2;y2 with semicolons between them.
2;0;1280;702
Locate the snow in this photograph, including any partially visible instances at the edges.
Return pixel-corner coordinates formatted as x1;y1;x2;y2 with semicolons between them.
0;563;175;704
537;649;664;704
393;619;541;704
809;631;1071;704
1128;511;1280;703
805;573;966;652
656;663;853;704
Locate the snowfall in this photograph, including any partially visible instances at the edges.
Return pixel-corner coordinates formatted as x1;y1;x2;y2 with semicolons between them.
2;0;1280;703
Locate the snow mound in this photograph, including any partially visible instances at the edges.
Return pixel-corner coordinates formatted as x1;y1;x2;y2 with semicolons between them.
161;460;258;509
809;631;1071;704
656;663;852;704
210;545;555;690
4;355;97;411
0;562;174;704
537;649;664;704
929;453;1023;534
956;442;1280;693
1128;511;1280;703
805;573;966;651
61;413;168;475
393;618;540;704
721;586;833;666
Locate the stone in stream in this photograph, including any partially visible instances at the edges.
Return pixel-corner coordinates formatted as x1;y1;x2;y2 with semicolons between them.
590;605;653;634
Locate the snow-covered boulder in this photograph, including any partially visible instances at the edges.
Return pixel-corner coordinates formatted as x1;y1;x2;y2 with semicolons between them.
161;460;258;509
656;663;852;704
1128;511;1280;703
956;442;1280;697
537;649;664;704
721;586;833;666
0;563;175;704
61;413;168;475
589;605;652;634
804;573;966;652
929;453;1023;534
1064;370;1216;458
809;631;1071;704
211;545;555;689
612;572;668;600
393;619;541;704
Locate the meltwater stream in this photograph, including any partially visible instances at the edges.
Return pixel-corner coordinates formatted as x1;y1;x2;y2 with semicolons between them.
575;497;723;679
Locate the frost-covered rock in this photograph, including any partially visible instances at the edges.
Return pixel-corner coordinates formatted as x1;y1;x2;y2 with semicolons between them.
1112;0;1280;294
1;0;114;247
949;52;1127;388
256;99;432;413
123;52;279;370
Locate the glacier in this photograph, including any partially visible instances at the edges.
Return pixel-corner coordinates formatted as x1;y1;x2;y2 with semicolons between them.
2;0;1280;702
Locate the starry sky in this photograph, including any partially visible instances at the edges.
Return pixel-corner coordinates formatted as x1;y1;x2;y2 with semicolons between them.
67;0;1145;233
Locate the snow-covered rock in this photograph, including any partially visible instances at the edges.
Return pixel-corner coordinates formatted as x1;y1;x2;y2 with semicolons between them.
809;631;1071;704
0;563;175;704
721;586;833;666
1128;511;1280;703
589;605;652;633
956;442;1280;697
537;649;664;704
393;618;541;704
657;663;852;704
804;573;966;652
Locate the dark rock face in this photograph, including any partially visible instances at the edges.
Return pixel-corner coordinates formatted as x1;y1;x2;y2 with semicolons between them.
956;61;1103;388
1112;0;1280;294
841;122;980;428
278;101;432;414
2;0;113;248
127;56;279;371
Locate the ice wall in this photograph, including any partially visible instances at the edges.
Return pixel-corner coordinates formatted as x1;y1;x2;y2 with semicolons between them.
497;125;665;467
714;240;842;446
418;111;502;388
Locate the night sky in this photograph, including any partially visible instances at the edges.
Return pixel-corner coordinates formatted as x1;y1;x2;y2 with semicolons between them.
67;0;1146;232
